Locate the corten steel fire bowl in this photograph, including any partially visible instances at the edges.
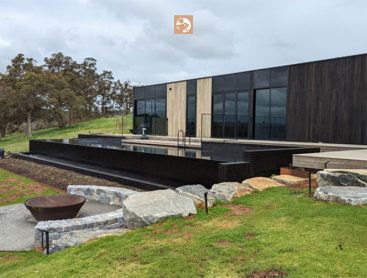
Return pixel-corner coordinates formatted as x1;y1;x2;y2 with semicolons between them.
24;194;86;221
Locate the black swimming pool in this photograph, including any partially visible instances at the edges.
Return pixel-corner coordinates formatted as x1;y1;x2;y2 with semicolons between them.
35;138;253;162
25;137;319;189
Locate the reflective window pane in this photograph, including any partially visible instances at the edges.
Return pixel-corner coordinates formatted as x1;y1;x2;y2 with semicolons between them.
238;114;249;138
224;114;236;138
136;100;145;116
255;89;271;139
237;92;249;115
224;93;236;115
270;87;287;139
254;69;270;88
271;67;288;87
270;88;287;116
145;100;154;116
255;89;270;117
237;92;249;138
236;72;251;91
186;95;196;136
270;116;286;140
212;114;223;138
223;93;236;137
154;84;166;98
255;88;287;140
255;116;271;139
134;87;145;100
155;98;166;117
213;94;224;115
212;95;223;137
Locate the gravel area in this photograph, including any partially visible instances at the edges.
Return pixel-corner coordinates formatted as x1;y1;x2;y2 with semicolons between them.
0;157;140;191
0;200;120;251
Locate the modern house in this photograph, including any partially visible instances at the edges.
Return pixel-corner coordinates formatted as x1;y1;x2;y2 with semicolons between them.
20;53;367;191
133;53;367;145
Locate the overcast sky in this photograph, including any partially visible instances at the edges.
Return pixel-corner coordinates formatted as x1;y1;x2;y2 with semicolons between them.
0;0;366;85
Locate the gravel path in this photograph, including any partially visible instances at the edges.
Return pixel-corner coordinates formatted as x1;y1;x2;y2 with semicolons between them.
0;200;119;251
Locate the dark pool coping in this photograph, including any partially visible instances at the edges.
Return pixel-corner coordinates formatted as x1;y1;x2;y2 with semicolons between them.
14;153;176;191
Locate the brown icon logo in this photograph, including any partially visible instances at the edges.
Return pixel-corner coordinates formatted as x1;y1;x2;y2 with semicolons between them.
174;15;193;34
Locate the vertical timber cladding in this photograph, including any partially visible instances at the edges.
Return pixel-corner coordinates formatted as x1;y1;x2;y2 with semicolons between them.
287;54;367;144
167;81;187;136
196;78;212;138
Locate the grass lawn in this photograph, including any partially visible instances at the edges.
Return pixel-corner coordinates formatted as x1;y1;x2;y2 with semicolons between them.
0;115;132;153
1;187;367;277
0;168;61;206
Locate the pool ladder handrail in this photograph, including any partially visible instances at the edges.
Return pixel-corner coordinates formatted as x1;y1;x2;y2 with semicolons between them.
177;130;186;149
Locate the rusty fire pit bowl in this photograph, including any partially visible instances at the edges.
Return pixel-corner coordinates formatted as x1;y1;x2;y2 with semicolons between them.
24;194;86;221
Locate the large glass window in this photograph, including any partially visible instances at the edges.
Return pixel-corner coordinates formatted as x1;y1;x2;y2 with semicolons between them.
212;94;224;138
254;69;270;88
255;88;287;140
155;98;166;117
135;99;166;117
224;93;236;138
134;98;167;135
145;100;154;116
211;91;249;138
270;87;287;139
237;92;249;138
186;95;196;137
254;89;271;139
136;100;145;116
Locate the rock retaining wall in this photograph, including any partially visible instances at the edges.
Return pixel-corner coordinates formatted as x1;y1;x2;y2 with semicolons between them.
35;185;138;254
67;185;137;206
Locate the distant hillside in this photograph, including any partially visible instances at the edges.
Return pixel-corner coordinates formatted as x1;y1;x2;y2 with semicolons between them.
0;116;132;153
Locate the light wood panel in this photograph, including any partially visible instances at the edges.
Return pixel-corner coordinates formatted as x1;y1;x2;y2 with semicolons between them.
167;81;187;136
196;78;212;138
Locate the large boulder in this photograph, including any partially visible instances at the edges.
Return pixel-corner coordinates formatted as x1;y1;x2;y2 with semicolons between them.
176;184;215;208
67;185;137;206
271;175;308;187
122;189;197;229
317;169;367;187
242;177;284;191
210;182;253;202
314;186;367;205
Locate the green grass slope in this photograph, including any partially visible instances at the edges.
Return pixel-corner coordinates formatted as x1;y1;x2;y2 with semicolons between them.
0;116;132;153
1;187;367;277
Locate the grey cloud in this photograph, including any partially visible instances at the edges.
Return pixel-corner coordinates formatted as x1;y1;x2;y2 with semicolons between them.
0;0;366;85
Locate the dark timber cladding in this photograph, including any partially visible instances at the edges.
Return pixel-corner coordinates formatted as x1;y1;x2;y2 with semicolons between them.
133;53;367;145
287;54;367;144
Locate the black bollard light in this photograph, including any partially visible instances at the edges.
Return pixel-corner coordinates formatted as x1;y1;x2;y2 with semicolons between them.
204;192;208;215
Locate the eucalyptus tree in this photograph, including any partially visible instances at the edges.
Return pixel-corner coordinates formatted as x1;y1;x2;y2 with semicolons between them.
112;80;133;115
15;69;47;136
5;54;36;88
5;54;45;136
97;70;114;116
44;71;86;128
1;52;130;136
77;57;99;117
0;76;15;137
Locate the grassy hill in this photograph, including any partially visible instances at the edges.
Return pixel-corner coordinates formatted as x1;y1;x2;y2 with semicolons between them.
1;186;367;277
0;116;132;153
1;115;367;277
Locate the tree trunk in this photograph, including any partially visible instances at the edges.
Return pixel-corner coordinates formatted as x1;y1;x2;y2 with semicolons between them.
68;110;72;127
0;125;6;138
27;111;32;137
